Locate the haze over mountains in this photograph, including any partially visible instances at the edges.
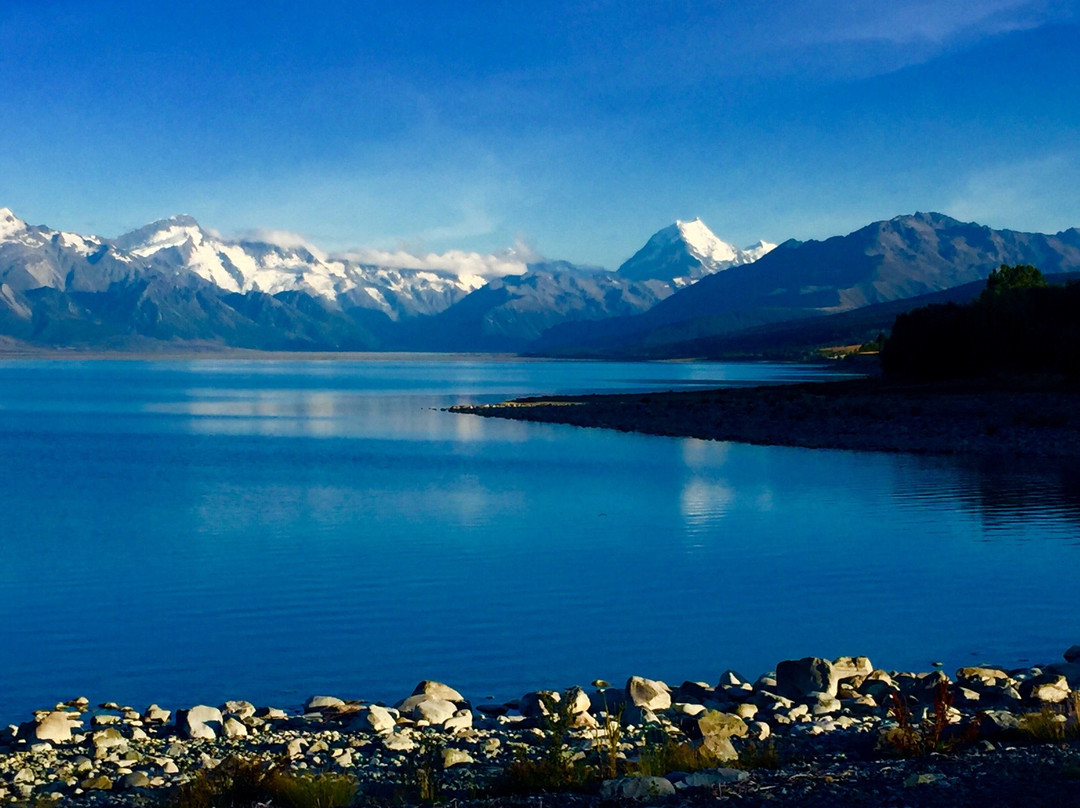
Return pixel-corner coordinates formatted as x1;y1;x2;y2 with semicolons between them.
1;206;1077;355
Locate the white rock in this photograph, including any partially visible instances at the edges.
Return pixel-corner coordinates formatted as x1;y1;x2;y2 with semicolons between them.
304;696;345;712
410;681;464;702
412;698;457;726
365;705;397;733
442;748;474;768
748;720;771;741
176;706;223;740
443;710;473;732
626;676;671;711
143;705;171;724
222;700;256;719
383;733;417;752
32;711;82;743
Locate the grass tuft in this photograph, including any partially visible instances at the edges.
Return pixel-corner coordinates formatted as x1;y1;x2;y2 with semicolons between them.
165;755;356;808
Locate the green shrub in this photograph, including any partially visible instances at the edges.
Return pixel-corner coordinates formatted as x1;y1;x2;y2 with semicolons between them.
736;742;782;770
1019;706;1069;742
635;738;718;777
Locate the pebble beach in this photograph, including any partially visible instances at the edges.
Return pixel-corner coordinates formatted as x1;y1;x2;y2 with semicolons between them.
4;648;1080;806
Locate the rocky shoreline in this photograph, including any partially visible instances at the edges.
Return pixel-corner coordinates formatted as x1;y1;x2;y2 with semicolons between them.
4;649;1080;807
447;376;1080;458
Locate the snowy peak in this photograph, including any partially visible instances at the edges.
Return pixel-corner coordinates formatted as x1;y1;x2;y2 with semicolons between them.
676;218;739;266
0;208;28;239
618;218;775;285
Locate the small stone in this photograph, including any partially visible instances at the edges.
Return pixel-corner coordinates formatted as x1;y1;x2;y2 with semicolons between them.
1065;645;1080;664
442;748;474;768
222;700;256;719
144;705;171;724
444;710;473;732
681;768;749;789
383;732;417;752
122;772;151;789
91;727;127;758
674;702;707;717
600;776;676;803
747;720;771;741
332;749;353;768
904;773;945;787
81;775;113;791
810;694;842;715
978;710;1020;736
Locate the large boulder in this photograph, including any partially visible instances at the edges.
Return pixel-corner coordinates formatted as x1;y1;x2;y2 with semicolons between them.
222;700;256;719
28;711;82;743
90;727;128;758
697;710;748;741
408;698;458;726
626;676;671;711
143;704;171;724
956;667;1011;686
1019;674;1070;703
364;705;398;733
303;696;344;712
175;706;223;739
411;681;464;703
832;656;873;680
1064;645;1080;664
696;710;745;762
1046;662;1080;689
776;657;838;699
521;687;591;719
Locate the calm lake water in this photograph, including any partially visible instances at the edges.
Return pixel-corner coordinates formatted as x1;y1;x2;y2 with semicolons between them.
1;357;1079;724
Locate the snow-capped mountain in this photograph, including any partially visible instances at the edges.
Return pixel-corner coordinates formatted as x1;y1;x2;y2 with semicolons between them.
617;218;775;286
0;206;780;352
0;207;150;294
112;215;484;320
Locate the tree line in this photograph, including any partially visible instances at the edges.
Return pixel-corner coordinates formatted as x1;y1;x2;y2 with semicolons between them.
880;265;1080;379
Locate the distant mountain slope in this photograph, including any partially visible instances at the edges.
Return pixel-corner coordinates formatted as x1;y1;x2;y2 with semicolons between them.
616;218;774;286
393;267;672;351
535;213;1080;356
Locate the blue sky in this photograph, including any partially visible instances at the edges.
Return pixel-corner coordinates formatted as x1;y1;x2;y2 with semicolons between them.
1;0;1078;269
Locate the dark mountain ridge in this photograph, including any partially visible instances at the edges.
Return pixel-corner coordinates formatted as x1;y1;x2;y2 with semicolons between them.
534;213;1080;357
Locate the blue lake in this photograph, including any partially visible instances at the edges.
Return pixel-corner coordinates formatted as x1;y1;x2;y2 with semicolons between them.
1;357;1079;724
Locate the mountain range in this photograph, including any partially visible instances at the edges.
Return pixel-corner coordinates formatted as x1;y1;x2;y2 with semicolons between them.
1;206;1078;355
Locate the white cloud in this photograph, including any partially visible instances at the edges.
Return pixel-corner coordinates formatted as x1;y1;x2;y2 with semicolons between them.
814;0;1055;44
335;246;528;278
945;152;1080;233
